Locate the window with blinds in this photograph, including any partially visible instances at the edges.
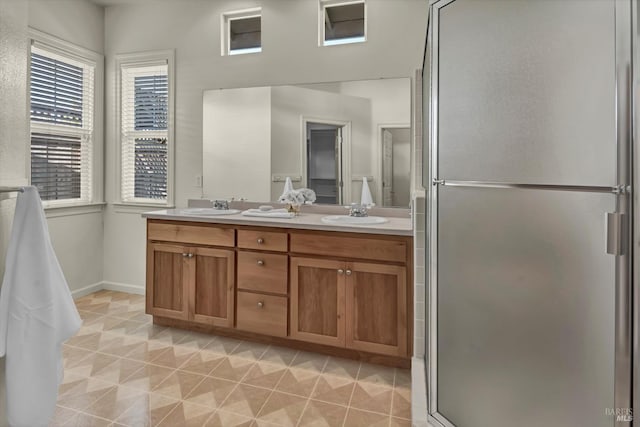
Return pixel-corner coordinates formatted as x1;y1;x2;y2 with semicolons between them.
30;44;95;202
120;63;170;203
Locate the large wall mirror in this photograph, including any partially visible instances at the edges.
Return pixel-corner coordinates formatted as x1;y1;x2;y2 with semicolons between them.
202;78;411;207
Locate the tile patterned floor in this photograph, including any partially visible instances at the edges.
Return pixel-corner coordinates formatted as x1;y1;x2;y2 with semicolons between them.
52;290;411;426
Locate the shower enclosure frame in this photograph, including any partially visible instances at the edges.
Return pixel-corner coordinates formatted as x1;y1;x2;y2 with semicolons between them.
424;0;636;426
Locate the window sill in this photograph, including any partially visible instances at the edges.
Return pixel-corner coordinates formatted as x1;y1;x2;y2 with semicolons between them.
112;202;175;215
44;202;106;218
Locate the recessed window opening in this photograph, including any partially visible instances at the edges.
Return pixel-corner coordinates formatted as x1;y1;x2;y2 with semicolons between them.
222;9;262;56
321;0;366;46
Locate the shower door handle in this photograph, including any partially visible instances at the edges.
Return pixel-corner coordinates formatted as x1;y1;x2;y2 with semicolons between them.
605;212;626;255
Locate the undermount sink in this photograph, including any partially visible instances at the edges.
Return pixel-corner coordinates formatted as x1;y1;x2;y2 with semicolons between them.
180;208;240;216
321;215;389;225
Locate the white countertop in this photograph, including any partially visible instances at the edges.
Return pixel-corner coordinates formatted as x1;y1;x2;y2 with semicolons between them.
142;208;413;236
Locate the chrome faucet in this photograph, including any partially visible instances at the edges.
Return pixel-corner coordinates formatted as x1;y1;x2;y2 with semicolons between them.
213;199;230;210
347;203;369;217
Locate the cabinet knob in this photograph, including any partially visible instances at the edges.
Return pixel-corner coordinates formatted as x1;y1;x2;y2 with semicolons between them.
188;253;194;258
257;260;264;266
345;269;352;276
182;253;188;257
257;238;264;244
337;269;344;275
257;301;264;308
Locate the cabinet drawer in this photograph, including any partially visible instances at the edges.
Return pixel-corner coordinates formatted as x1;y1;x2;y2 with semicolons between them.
290;233;407;263
148;221;234;247
236;292;287;337
238;230;288;252
237;251;288;294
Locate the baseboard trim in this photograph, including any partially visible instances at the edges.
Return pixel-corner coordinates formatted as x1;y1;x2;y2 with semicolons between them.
412;357;431;426
71;281;145;299
102;281;145;295
71;282;104;299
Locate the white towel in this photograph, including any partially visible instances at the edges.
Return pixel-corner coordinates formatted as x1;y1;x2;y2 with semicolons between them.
361;177;374;206
0;187;81;427
241;209;295;219
280;177;294;199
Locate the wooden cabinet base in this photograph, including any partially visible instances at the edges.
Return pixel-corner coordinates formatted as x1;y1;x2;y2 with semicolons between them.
153;316;410;369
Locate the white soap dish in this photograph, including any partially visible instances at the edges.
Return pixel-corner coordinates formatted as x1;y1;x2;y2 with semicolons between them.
258;205;273;211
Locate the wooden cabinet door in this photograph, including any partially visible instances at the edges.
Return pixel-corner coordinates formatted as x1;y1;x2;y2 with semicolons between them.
290;257;345;347
345;262;407;356
188;246;235;327
146;243;189;320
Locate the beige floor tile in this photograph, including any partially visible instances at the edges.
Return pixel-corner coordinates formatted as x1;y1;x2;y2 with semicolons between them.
210;356;255;382
62;346;95;369
89;356;145;385
259;346;298;367
274;368;319;397
289;352;328;373
255;391;307;426
157;401;217;427
349;382;394;415
175;331;216;350
149;344;199;369
127;323;168;341
64;352;120;379
311;374;355;406
219;384;272;418
391;387;411;419
48;405;78;426
65;292;411;427
183;376;237;409
343;408;390;427
84;384;146;420
322;357;360;380
204;409;254;427
121;339;170;363
151;327;194;346
97;334;148;358
298;400;347;427
113;392;180;427
180;349;226;375
152;369;206;399
205;336;244;355
357;363;396;388
390;416;412;426
231;341;270;361
119;363;175;392
394;368;411;390
241;361;287;389
63;412;112;427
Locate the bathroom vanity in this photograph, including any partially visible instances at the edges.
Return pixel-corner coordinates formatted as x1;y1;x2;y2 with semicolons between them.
143;208;413;367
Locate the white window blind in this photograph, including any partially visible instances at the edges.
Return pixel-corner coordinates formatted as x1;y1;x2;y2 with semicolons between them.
30;44;94;202
121;63;169;203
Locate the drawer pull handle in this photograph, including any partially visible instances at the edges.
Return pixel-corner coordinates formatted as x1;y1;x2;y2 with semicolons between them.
257;301;264;308
257;260;264;266
337;269;344;275
346;269;352;276
257;238;264;244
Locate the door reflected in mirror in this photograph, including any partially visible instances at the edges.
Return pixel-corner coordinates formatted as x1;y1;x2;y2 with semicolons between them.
202;78;411;207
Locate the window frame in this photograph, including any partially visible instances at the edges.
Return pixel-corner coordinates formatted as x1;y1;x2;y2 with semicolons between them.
318;0;367;47
221;8;263;56
28;28;104;210
115;49;175;208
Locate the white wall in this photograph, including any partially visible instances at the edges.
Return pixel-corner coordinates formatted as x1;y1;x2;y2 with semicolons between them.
103;0;428;290
0;2;29;423
28;0;106;294
203;87;272;201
